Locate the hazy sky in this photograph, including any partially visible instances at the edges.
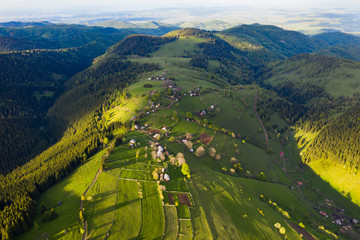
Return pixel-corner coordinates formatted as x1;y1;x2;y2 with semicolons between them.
2;0;360;11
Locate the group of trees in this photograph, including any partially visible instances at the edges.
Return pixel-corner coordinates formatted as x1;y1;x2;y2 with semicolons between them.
109;35;175;57
0;40;155;238
0;36;132;174
302;105;360;172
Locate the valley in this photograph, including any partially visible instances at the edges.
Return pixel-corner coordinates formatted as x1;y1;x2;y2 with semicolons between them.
0;24;360;240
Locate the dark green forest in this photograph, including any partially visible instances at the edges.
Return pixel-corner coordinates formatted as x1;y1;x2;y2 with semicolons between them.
0;40;120;174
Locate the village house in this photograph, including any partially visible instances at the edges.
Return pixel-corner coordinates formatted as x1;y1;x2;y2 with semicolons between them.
129;139;136;149
319;211;328;218
335;219;342;225
157;145;164;157
154;133;161;140
164;173;170;181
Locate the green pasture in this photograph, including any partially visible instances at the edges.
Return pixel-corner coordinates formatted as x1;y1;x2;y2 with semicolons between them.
17;149;106;240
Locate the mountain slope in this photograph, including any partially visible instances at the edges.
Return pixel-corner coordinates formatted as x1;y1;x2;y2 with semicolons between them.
0;36;59;52
221;24;327;58
0;34;137;174
12;33;360;240
258;53;360;206
316;44;360;62
313;32;360;46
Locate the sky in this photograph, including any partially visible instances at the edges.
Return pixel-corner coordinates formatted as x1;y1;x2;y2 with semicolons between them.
1;0;360;12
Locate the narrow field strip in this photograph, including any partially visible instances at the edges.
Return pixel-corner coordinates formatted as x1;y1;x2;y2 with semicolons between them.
163;206;178;240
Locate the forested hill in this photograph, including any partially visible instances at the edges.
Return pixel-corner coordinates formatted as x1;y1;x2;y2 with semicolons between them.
312;32;360;62
258;52;360;205
313;32;360;46
108;35;176;56
0;36;59;52
0;21;53;28
259;53;360;99
302;105;360;171
220;24;328;58
315;45;360;62
0;36;134;174
0;24;134;48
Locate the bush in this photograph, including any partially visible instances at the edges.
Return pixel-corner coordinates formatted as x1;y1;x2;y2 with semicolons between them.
185;132;192;140
143;83;153;88
176;153;186;166
79;210;85;223
183;140;193;149
257;172;266;181
230;157;237;164
208;147;216;158
181;163;191;178
40;202;47;214
195;146;205;157
186;112;193;119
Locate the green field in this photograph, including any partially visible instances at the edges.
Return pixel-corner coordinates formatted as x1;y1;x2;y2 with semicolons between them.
151;37;206;57
18;149;106;240
163;206;178;240
137;182;165;239
17;33;360;240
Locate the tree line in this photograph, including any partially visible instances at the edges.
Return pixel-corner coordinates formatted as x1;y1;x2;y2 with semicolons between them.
0;50;158;238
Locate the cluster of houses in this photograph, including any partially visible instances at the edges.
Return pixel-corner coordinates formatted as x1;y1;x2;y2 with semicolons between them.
159;168;170;182
185;87;202;97
151;141;171;181
315;199;358;229
147;70;175;82
199;105;215;117
134;123;150;131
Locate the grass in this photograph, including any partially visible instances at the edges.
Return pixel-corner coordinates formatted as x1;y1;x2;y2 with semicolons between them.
186;163;308;240
176;205;191;219
294;126;360;211
84;171;119;239
137;182;165;240
17;149;106;240
119;169;154;181
309;159;360;206
107;179;142;240
163;206;178;240
160;165;188;192
264;57;360;98
178;220;193;240
151;37;205;58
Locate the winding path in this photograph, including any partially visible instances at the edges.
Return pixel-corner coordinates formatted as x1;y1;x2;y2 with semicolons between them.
253;92;270;150
81;162;103;240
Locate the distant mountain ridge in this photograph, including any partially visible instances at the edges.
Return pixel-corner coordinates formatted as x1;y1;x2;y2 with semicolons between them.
313;32;360;46
221;24;328;58
0;21;53;27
